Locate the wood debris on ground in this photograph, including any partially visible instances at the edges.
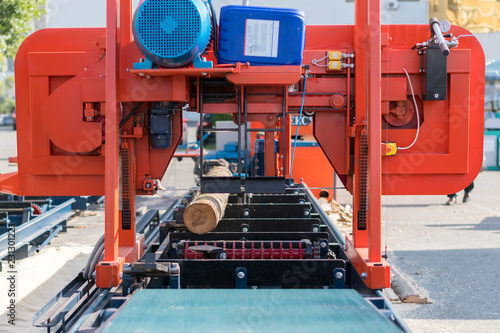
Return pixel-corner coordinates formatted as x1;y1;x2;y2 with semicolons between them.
318;198;353;226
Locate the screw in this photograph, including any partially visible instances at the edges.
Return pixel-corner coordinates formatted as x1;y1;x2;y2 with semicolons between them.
312;227;319;233
219;252;227;260
434;93;439;98
304;210;310;216
243;210;250;217
320;242;327;248
342;245;347;251
361;273;367;280
171;242;177;249
237;271;245;279
335;272;344;279
242;227;249;233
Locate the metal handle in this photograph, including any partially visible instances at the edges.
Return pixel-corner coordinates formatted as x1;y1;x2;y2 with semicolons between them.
429;17;450;56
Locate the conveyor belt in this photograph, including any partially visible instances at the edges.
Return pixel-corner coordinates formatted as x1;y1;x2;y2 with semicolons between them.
101;289;401;333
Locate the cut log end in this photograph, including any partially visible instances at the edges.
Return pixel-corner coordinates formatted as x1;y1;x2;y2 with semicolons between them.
184;202;218;234
183;166;232;234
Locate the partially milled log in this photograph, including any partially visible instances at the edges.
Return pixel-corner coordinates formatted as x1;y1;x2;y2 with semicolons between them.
183;166;232;234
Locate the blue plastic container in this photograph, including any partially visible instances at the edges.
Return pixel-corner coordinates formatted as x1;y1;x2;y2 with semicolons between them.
218;5;305;66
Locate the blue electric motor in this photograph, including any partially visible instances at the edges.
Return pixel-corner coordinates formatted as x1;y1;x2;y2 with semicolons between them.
132;0;212;68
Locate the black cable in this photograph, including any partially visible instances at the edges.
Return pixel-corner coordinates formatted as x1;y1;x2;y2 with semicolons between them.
119;102;144;128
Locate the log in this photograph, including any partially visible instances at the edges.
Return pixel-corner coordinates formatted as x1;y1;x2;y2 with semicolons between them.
183;166;232;234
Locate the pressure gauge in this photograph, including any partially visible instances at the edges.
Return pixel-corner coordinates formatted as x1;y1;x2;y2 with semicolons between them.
439;20;451;33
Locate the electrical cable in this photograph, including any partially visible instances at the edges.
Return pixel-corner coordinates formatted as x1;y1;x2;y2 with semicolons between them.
289;75;307;185
397;67;420;150
83;234;104;280
311;55;328;67
119;102;144;128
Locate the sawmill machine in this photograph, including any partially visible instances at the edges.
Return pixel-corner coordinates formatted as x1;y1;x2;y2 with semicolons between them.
0;0;484;331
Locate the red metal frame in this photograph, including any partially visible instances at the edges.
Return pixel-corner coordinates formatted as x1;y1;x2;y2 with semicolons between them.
0;0;484;289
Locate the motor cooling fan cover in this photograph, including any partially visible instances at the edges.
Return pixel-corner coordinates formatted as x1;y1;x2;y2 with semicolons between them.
132;0;211;67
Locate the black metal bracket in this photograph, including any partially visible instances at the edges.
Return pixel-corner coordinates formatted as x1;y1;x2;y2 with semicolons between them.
235;267;248;289
333;268;346;289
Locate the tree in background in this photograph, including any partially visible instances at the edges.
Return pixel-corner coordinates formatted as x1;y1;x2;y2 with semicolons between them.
0;0;44;115
0;76;15;115
0;0;45;63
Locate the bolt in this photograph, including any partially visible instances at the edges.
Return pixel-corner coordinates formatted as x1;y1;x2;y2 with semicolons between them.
171;242;177;249
434;93;439;98
242;227;249;233
434;39;439;44
361;273;367;280
335;272;344;280
243;210;250;217
304;210;310;216
312;227;319;233
342;245;347;251
237;271;245;279
320;242;327;248
219;252;227;260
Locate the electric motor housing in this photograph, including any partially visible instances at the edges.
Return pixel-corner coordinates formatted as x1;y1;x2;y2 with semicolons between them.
132;0;212;68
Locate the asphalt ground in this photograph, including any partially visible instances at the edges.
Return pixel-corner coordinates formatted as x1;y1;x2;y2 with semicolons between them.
0;125;499;332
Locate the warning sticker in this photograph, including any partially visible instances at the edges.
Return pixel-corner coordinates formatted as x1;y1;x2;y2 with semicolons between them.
244;19;279;58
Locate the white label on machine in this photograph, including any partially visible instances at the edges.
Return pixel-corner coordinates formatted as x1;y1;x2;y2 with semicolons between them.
244;19;279;58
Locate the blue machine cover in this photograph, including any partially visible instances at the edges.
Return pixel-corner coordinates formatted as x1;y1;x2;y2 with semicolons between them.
132;0;211;67
218;5;305;66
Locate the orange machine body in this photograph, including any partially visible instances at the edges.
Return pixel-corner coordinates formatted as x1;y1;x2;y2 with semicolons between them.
0;0;484;289
2;25;484;196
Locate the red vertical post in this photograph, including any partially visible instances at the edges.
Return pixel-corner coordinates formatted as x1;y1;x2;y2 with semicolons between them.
353;0;369;248
104;0;120;263
367;0;382;262
119;0;132;47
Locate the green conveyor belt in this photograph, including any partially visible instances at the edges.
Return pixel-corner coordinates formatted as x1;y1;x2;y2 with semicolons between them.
101;289;402;332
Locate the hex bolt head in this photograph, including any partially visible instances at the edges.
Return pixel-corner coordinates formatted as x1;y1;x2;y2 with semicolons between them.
237;271;246;279
312;227;319;233
335;272;344;280
320;242;327;248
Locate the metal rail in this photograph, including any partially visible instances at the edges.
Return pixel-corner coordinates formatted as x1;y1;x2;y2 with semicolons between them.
0;198;75;259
